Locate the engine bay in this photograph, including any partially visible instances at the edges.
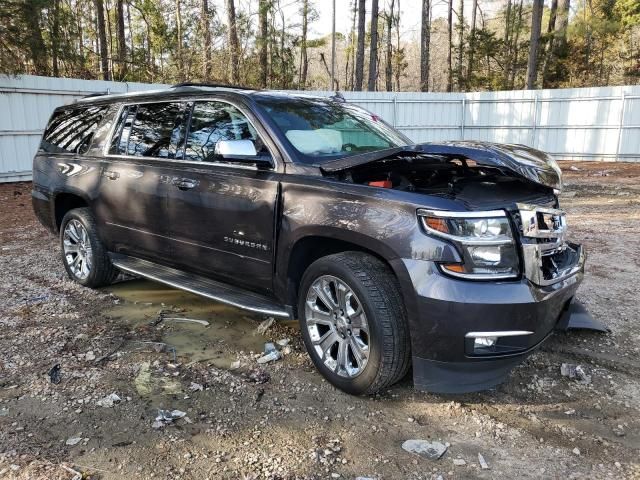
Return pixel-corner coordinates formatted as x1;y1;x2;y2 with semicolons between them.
329;154;557;210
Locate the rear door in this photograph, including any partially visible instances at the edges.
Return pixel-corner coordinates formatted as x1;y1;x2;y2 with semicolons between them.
96;101;188;260
164;99;280;292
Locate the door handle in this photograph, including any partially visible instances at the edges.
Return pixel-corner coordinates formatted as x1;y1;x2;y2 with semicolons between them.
172;177;199;190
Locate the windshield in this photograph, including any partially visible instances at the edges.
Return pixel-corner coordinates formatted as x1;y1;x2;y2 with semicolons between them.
254;95;411;163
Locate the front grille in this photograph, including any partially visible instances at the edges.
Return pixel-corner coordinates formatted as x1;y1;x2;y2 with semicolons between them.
515;203;583;286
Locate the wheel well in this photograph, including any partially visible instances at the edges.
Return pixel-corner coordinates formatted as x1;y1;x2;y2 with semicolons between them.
286;236;392;316
54;193;88;230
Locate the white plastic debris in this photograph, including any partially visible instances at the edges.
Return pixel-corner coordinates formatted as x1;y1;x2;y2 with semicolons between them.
189;382;204;392
96;393;121;408
152;409;187;429
65;436;82;446
401;439;448;460
478;453;490;470
230;360;241;370
84;351;96;361
453;458;466;466
257;351;281;364
276;338;290;347
560;363;591;384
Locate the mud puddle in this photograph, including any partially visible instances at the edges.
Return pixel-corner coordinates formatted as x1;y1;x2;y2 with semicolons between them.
105;279;278;369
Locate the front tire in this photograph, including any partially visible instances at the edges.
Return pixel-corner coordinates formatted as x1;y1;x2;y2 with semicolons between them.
298;252;411;395
60;208;117;288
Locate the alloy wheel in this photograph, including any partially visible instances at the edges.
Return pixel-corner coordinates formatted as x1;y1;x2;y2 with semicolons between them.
63;219;92;280
305;275;370;377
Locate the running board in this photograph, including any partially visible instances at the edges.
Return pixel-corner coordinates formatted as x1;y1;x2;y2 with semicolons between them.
109;253;290;318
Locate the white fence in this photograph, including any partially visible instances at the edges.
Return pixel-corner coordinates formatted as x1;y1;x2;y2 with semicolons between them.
2;74;640;182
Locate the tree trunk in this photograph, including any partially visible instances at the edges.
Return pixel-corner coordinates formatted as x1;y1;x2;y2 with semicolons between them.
175;0;183;81
22;1;48;75
299;0;309;88
526;0;544;89
349;0;357;90
541;0;558;87
355;0;366;91
226;0;240;84
116;0;127;79
258;0;268;88
200;0;212;80
447;0;453;92
509;0;524;88
367;0;379;91
385;0;395;91
420;0;430;92
457;0;464;89
467;0;477;85
395;0;401;90
52;0;60;76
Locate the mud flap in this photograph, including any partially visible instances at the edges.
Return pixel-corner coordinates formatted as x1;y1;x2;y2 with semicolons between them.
556;301;610;333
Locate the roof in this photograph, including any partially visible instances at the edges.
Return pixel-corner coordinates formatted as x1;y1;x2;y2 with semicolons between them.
71;83;331;107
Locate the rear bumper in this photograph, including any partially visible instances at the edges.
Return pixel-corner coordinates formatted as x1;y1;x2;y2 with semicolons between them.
397;247;584;393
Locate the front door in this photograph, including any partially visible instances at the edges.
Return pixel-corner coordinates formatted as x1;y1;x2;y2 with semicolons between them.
164;100;279;292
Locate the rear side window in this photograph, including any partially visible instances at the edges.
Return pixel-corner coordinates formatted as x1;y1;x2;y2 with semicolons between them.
109;102;185;158
41;105;109;154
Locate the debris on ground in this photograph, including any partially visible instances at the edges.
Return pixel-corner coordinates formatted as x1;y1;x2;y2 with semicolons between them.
478;453;490;469
230;360;241;370
570;165;580;171
560;363;592;384
453;458;466;466
152;409;187;429
65;436;83;446
96;393;121;408
264;342;277;354
573;447;581;456
257;350;281;364
189;382;204;392
48;364;61;384
401;439;448;460
255;317;275;335
276;338;290;347
164;317;210;327
60;465;82;480
244;368;270;384
84;351;96;361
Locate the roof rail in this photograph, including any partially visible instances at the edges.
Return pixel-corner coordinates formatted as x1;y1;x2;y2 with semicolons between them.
81;90;111;99
171;82;254;90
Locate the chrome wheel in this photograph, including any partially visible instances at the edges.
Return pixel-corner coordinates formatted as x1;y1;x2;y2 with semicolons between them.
63;219;92;280
305;275;370;378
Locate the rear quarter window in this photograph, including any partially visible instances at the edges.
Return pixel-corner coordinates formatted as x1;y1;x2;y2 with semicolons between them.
41;105;110;154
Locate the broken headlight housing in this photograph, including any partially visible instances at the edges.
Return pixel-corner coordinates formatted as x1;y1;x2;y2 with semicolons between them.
418;209;519;280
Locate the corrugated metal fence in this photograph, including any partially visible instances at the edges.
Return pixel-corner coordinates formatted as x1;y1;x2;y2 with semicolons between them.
2;75;640;182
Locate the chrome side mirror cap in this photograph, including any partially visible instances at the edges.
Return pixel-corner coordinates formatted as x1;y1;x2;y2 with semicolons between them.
214;139;257;157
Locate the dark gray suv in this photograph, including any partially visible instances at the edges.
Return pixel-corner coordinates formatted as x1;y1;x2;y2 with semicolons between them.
32;83;586;394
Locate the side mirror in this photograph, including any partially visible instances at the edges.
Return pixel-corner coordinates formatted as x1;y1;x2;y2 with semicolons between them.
214;139;257;157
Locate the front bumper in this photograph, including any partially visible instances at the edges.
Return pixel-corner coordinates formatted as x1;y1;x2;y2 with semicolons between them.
398;244;585;393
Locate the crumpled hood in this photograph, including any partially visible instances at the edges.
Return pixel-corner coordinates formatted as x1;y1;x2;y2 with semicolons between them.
417;141;563;191
319;141;563;191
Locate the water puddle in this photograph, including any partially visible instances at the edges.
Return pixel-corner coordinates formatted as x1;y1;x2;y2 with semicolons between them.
105;279;273;370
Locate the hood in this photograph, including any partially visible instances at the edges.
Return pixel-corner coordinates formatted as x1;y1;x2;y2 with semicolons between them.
319;141;563;191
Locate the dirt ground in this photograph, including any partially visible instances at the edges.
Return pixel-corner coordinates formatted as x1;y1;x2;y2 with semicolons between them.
0;161;639;480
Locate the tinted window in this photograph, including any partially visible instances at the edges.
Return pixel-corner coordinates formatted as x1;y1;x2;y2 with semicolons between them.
109;102;184;158
41;106;109;154
185;101;260;162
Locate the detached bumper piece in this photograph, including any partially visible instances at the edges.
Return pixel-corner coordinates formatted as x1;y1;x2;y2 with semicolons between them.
556;301;610;333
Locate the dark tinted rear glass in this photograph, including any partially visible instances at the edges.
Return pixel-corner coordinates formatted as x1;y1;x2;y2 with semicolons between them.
109;102;185;158
41;106;109;154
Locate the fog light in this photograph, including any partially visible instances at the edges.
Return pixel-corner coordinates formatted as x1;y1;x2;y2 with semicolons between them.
474;336;497;348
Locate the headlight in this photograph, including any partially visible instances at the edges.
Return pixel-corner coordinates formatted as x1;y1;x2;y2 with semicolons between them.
418;209;519;280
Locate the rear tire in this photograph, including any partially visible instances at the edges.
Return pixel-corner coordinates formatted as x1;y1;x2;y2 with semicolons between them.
298;252;411;395
60;208;118;288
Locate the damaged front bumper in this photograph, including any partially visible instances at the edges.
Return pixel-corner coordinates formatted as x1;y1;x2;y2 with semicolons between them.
405;204;599;394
